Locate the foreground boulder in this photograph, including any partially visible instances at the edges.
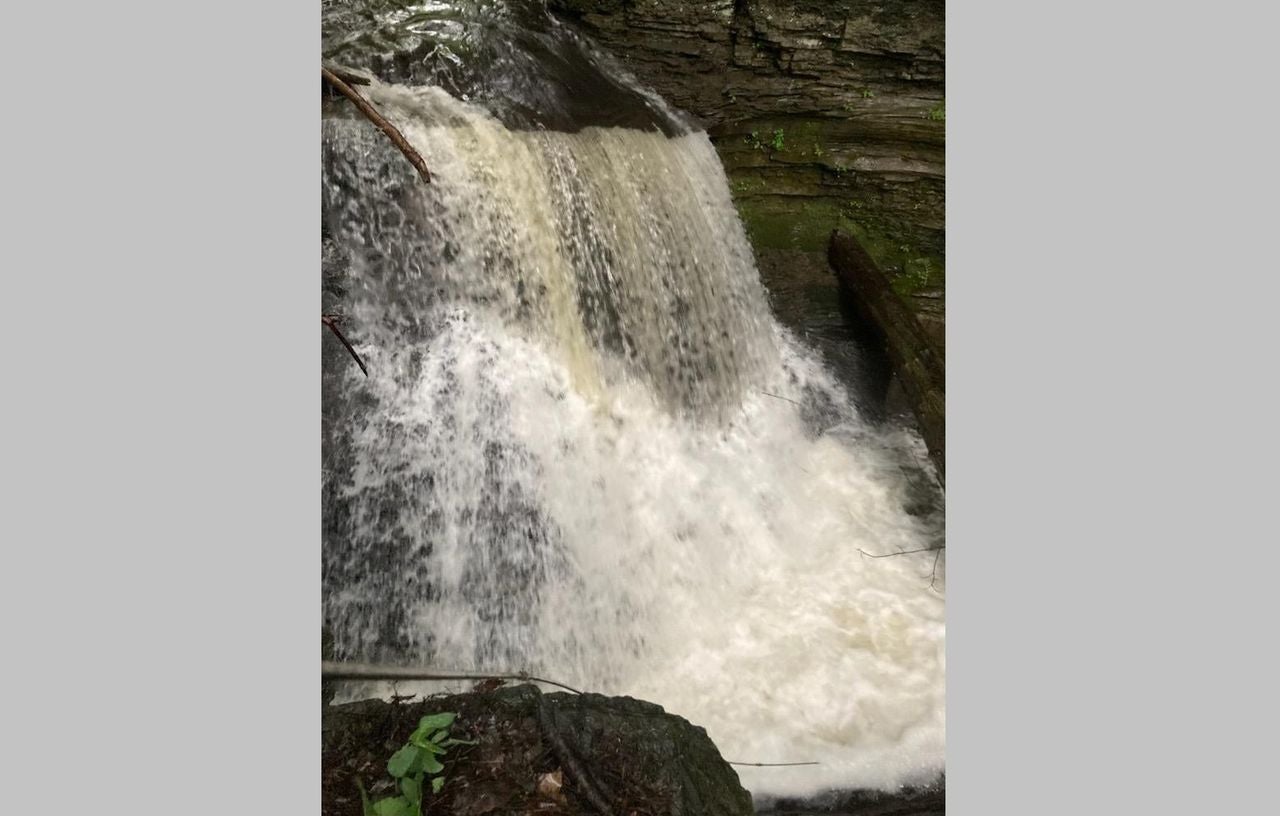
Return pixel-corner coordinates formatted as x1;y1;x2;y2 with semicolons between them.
322;684;754;816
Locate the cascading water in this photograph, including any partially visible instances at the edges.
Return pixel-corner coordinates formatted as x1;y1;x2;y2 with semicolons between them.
323;0;944;798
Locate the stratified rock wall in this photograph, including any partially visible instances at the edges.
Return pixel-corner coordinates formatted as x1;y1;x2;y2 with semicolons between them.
549;1;944;343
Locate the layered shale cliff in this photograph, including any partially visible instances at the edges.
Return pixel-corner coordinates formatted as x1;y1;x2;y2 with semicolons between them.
549;0;945;345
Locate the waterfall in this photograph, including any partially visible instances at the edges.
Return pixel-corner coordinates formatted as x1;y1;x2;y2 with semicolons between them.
322;80;944;796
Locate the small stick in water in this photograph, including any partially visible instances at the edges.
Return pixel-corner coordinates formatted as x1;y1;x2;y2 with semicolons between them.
858;546;944;558
322;66;432;184
322;315;369;377
320;661;584;695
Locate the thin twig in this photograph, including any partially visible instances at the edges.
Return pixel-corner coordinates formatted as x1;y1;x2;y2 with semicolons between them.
389;682;416;703
858;545;946;593
321;661;584;695
322;315;369;377
758;390;804;407
726;760;820;767
857;545;944;559
322;66;432;183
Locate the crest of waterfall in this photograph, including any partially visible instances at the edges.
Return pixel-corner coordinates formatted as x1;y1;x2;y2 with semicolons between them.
323;81;944;796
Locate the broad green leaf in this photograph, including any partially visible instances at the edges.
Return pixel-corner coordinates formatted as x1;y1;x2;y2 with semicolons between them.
400;776;421;806
414;741;450;762
431;776;445;794
405;748;426;776
372;796;414;816
411;734;446;754
410;722;452;748
422;753;444;774
416;712;456;732
387;744;420;778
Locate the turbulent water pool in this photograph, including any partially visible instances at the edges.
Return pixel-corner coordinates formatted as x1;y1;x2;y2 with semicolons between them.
322;0;944;798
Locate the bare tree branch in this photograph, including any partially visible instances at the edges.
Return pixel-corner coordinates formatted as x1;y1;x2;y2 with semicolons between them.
321;661;583;695
323;62;371;86
758;390;804;407
322;315;369;377
857;545;944;559
322;66;432;184
859;544;946;592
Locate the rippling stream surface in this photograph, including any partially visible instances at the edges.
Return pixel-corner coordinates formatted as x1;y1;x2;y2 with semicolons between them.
323;0;944;796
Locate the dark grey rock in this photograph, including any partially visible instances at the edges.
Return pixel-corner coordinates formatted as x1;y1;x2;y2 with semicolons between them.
321;684;754;816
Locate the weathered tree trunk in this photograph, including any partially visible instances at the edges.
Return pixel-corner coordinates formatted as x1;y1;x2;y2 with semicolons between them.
829;229;944;481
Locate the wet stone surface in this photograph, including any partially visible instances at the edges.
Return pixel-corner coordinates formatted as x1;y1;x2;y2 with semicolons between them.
322;684;755;816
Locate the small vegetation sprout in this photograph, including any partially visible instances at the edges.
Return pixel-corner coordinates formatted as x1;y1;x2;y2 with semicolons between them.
357;712;474;816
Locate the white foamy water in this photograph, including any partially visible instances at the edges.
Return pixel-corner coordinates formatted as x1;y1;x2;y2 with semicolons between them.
323;83;944;797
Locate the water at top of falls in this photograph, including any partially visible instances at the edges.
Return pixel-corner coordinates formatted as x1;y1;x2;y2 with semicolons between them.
323;0;686;133
322;75;944;801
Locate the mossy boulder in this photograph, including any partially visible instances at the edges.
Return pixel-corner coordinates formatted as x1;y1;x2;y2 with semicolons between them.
322;684;754;816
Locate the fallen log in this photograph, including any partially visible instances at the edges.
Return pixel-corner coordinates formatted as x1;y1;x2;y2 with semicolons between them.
829;229;945;481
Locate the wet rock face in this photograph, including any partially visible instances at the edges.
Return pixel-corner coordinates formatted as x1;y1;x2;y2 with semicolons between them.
548;0;945;318
322;684;754;816
549;1;943;127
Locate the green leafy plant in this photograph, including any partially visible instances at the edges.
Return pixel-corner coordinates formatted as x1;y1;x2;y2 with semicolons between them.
358;712;475;816
861;88;875;99
744;129;786;152
892;258;934;296
926;100;945;121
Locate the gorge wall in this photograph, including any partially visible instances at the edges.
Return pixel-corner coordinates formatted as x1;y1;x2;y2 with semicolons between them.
548;0;945;346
